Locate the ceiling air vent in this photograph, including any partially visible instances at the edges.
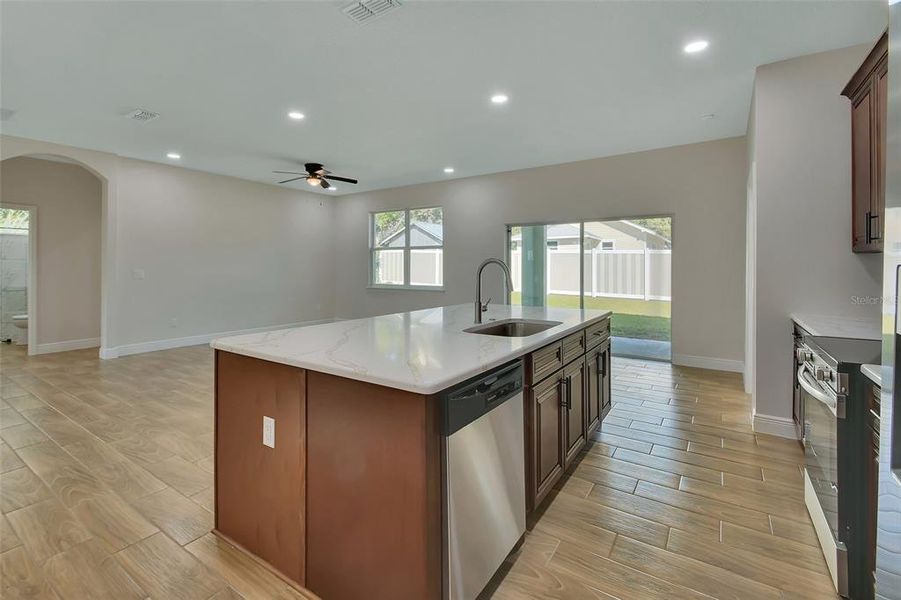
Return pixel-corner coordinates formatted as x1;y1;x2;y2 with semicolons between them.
124;108;160;122
342;0;402;25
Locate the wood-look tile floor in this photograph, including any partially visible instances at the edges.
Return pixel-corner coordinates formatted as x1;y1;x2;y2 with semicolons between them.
0;344;318;600
0;344;834;599
494;357;837;600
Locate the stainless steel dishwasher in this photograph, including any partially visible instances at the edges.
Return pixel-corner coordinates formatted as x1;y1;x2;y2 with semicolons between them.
442;360;525;600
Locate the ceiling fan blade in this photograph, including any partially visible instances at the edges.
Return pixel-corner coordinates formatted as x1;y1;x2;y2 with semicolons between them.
277;176;307;184
326;175;358;184
320;179;331;189
273;170;306;175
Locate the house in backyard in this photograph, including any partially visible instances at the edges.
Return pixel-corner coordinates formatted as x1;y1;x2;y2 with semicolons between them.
377;221;443;248
373;221;444;286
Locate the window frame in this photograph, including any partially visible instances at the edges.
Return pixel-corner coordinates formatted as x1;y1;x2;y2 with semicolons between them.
368;206;445;291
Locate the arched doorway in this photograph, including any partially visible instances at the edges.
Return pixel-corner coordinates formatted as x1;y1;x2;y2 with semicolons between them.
0;151;111;357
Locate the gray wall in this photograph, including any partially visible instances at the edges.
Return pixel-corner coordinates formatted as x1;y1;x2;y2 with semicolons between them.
113;157;335;348
334;137;748;367
750;44;883;423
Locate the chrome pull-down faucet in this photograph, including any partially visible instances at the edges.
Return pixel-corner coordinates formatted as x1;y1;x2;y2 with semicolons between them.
474;258;514;324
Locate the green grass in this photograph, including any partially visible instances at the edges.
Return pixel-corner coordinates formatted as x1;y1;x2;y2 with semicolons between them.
511;293;671;341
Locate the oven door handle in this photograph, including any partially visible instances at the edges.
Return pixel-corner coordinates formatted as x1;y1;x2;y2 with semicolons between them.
797;365;837;417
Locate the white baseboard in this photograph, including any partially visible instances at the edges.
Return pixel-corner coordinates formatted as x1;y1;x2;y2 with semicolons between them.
671;353;744;373
752;412;798;439
99;319;336;360
33;337;100;355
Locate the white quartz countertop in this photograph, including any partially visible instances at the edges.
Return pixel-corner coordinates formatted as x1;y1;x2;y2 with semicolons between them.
861;364;883;388
211;304;611;395
791;313;881;341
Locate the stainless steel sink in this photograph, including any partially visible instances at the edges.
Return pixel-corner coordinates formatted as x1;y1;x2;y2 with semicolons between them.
463;319;562;337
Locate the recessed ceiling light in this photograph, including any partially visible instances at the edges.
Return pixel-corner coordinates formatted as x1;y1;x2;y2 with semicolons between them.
683;40;709;54
443;167;455;174
288;111;305;120
490;94;509;105
166;152;181;160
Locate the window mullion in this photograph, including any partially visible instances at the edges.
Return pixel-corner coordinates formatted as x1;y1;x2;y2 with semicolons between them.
404;210;411;286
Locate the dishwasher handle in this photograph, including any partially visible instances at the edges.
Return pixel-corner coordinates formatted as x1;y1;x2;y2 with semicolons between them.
442;360;524;436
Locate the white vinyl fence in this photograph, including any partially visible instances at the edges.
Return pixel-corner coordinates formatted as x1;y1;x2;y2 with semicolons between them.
373;249;444;286
511;248;671;301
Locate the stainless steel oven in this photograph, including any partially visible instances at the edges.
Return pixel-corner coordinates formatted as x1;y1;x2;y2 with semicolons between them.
798;351;845;594
799;336;880;599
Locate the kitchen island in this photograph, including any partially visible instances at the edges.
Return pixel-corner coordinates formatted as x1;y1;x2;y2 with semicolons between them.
211;303;611;600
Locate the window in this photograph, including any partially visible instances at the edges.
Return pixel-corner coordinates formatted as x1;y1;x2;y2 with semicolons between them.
370;207;443;288
600;240;615;251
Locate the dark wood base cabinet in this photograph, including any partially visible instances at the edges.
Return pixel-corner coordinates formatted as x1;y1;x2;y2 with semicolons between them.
866;381;881;597
525;318;611;512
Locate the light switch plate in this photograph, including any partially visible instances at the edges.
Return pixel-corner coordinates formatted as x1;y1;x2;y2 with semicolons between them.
263;416;275;448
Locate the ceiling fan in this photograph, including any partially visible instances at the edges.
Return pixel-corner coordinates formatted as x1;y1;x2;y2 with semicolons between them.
273;163;358;189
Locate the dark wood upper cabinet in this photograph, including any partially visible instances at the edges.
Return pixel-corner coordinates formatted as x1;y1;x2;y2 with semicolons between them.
843;32;887;253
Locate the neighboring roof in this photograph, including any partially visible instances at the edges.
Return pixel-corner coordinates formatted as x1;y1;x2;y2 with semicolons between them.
379;221;443;248
510;224;601;243
619;220;671;245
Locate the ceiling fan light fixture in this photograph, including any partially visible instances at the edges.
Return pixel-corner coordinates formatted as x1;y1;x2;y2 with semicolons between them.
307;176;321;186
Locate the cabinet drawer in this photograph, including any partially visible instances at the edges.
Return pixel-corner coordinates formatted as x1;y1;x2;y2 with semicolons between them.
561;331;586;365
529;342;563;383
585;319;610;350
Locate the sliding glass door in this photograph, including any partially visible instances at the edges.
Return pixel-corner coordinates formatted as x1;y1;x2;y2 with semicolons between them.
508;217;672;361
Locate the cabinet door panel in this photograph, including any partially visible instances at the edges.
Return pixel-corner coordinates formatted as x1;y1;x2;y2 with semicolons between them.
851;88;873;252
564;360;586;466
874;60;887;250
585;351;600;435
533;376;563;503
600;341;612;417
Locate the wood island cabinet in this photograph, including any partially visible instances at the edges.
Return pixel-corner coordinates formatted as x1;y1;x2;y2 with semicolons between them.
843;32;887;253
524;317;611;512
215;313;611;598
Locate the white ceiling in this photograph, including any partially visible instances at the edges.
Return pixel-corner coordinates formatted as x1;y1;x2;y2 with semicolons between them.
0;1;887;195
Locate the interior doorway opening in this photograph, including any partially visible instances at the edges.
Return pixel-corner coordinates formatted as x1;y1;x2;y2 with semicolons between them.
0;206;33;351
507;216;672;361
1;155;102;356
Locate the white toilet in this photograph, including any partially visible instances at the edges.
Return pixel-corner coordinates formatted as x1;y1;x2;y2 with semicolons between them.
12;314;27;330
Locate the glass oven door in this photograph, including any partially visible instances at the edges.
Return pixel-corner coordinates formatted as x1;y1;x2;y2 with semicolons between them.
799;363;839;538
